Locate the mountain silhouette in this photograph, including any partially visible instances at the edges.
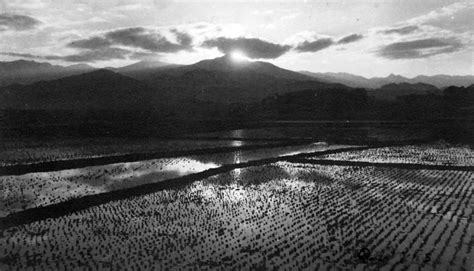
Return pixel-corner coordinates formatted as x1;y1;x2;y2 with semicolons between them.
111;60;181;81
134;55;341;103
368;83;441;100
301;71;474;89
0;69;159;111
1;57;471;119
0;60;95;87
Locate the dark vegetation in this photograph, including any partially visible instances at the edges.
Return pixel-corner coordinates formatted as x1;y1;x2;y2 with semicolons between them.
255;85;473;122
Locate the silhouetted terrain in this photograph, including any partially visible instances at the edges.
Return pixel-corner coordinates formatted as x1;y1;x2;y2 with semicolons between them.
301;71;474;89
366;83;441;101
0;69;159;111
0;60;95;87
0;57;472;139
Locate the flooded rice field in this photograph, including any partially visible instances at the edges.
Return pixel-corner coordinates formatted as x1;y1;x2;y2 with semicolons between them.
0;142;351;217
0;124;472;270
1;161;472;270
313;143;474;166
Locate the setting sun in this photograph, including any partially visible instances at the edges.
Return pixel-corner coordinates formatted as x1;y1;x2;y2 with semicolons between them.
230;50;249;62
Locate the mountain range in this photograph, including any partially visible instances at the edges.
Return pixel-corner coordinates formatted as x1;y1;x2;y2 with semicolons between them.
2;58;472;90
300;71;474;89
0;60;95;87
0;56;473;113
0;69;159;111
0;56;348;110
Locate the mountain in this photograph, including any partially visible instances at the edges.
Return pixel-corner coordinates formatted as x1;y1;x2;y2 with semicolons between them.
367;83;441;101
0;69;159;111
138;55;344;103
299;71;375;88
301;71;474;89
118;60;171;72
1;57;472;125
0;55;349;112
0;60;95;87
189;55;312;81
113;60;181;80
411;75;474;89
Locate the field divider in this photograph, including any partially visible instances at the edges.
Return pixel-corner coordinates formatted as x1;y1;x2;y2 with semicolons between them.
0;137;434;176
285;158;474;171
0;140;314;176
0;145;370;230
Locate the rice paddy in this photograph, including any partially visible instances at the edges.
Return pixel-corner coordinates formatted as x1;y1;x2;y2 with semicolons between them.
0;142;472;270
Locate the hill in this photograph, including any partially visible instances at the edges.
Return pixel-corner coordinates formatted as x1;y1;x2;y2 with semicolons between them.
301;71;474;89
0;60;95;87
139;55;343;103
0;69;159;111
367;83;441;101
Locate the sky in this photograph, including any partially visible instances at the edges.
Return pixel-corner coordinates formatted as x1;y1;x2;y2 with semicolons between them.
0;0;472;77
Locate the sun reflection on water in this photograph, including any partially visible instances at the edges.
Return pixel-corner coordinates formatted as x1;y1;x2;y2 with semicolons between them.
113;158;220;180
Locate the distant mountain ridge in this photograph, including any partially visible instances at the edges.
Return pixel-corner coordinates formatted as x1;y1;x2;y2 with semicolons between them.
1;57;472;112
130;55;345;103
0;69;159;111
0;56;347;110
0;60;95;87
300;71;474;89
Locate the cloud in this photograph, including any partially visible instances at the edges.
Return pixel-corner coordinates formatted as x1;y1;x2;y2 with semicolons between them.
0;52;40;58
170;28;193;48
50;26;195;62
0;13;41;31
294;38;333;52
67;27;193;53
68;37;112;49
337;34;363;44
57;47;131;62
104;27;192;52
202;37;290;59
377;38;463;59
2;47;131;62
408;2;474;33
381;25;419;35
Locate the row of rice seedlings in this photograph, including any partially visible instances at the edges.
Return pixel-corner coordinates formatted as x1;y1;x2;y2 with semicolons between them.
1;163;472;270
0;139;257;166
0;144;339;217
314;143;474;166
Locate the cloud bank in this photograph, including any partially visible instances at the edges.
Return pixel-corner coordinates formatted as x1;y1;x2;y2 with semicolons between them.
337;34;363;44
53;27;195;62
0;13;41;31
382;25;419;35
294;38;333;52
202;37;291;59
377;38;463;59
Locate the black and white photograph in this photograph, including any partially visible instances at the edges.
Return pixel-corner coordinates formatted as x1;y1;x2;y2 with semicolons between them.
0;0;473;270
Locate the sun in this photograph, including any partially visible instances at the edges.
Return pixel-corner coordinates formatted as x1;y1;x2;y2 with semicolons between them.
230;50;249;62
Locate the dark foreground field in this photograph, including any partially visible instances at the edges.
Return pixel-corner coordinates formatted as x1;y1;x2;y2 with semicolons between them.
0;122;473;270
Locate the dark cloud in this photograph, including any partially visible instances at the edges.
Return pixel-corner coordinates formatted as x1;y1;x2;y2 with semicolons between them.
104;27;192;52
0;52;40;58
202;37;291;59
337;34;363;44
377;38;463;59
170;29;193;47
3;26;192;63
68;37;112;49
58;27;193;62
2;47;131;63
57;47;131;62
0;13;41;31
382;25;419;35
294;38;334;52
